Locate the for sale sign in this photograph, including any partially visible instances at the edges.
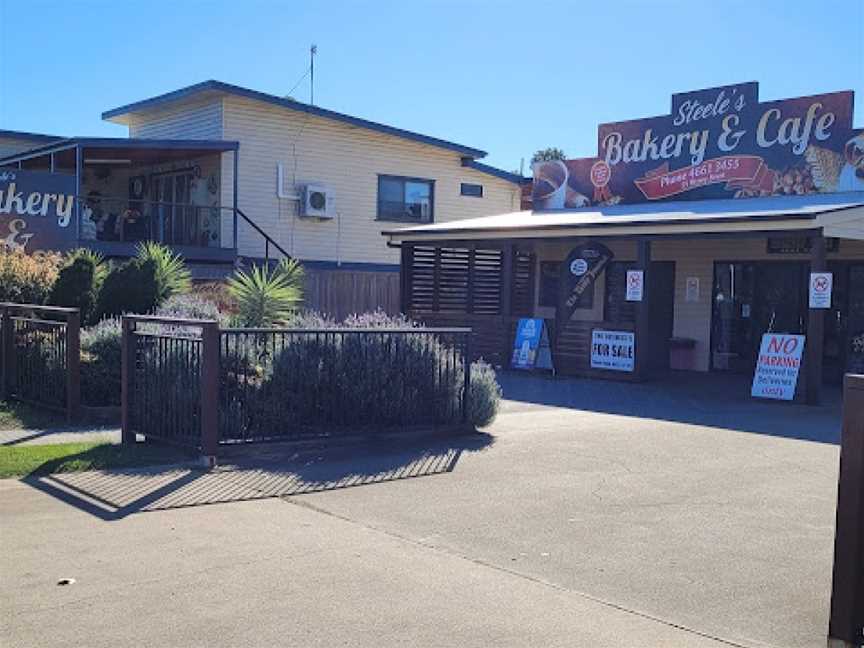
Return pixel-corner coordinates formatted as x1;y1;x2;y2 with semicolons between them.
591;329;635;372
751;333;805;401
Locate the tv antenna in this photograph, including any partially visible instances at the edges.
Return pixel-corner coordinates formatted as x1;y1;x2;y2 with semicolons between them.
310;44;317;106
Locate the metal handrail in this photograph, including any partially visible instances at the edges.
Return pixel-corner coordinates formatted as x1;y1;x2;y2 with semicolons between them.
74;194;291;262
235;207;290;263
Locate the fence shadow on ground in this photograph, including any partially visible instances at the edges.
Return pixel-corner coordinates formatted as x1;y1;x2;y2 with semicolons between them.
22;432;494;521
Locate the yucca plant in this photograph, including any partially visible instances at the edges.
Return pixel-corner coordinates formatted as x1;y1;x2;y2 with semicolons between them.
227;258;304;327
135;241;191;306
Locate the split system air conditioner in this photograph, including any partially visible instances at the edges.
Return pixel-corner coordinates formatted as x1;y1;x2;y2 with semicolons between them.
300;184;334;219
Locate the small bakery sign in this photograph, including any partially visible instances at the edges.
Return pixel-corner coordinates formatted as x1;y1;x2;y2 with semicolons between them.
0;169;77;252
533;82;864;208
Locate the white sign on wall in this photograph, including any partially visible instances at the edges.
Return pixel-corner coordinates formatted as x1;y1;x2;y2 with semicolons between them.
591;330;635;372
751;333;805;401
809;272;833;309
625;270;644;302
685;276;700;302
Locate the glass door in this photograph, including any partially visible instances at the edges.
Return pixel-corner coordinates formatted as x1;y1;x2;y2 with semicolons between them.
711;262;807;373
711;263;756;372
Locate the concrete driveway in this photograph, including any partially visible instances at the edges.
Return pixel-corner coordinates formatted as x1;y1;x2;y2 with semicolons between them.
0;372;843;648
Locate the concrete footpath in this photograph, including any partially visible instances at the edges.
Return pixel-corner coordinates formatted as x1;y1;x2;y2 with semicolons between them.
0;373;843;648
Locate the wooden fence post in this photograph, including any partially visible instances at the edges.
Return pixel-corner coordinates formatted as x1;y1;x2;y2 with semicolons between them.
120;317;136;446
462;330;472;425
65;310;80;422
0;305;10;402
200;321;220;465
828;374;864;647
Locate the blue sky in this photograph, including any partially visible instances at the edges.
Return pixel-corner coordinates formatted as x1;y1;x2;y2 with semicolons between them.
1;0;861;172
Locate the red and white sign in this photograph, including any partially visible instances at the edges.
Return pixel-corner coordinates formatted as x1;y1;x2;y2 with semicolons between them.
634;155;774;201
809;272;833;309
625;270;644;302
751;334;806;401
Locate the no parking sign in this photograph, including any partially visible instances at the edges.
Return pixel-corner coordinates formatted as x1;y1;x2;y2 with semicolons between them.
809;272;832;309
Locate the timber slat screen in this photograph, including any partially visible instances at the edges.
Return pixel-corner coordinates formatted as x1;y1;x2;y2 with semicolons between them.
219;328;470;443
404;244;535;367
0;303;80;420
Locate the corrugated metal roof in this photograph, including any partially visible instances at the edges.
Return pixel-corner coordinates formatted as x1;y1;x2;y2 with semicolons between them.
102;80;489;160
383;192;864;239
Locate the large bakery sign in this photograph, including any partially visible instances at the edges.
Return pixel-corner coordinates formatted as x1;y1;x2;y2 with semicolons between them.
533;82;864;208
0;169;77;252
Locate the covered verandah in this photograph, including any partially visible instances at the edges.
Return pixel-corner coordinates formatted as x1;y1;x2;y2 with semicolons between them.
0;136;239;263
384;192;864;405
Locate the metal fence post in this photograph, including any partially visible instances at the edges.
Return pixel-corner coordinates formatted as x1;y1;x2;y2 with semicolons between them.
120;317;136;446
200;322;220;465
65;310;80;422
828;374;864;647
462;330;472;424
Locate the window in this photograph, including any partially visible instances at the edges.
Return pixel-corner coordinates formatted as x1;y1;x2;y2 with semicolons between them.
604;261;638;324
461;182;483;198
377;175;434;222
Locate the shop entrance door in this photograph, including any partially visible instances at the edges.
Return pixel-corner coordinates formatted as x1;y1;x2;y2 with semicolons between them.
711;262;808;373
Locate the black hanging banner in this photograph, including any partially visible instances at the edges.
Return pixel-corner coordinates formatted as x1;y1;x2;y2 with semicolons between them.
559;242;614;320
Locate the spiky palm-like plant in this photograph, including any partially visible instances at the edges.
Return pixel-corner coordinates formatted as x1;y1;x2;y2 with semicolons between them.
135;241;191;305
227;258;304;327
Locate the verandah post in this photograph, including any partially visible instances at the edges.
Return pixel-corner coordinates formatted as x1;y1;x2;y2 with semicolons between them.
634;239;651;380
806;232;827;405
200;321;220;464
65;310;80;422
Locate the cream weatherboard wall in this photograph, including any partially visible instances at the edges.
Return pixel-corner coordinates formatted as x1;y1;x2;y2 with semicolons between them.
220;95;521;264
532;236;864;372
120;95;521;263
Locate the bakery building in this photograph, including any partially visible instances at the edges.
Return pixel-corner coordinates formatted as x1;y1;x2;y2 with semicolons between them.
384;82;864;404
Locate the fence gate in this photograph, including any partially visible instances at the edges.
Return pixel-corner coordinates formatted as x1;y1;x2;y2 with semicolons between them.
0;303;80;420
121;315;219;456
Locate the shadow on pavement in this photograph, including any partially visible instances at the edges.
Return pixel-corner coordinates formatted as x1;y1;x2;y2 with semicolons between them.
498;370;843;444
22;432;494;521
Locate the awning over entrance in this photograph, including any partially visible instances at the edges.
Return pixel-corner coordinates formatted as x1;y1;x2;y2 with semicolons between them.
383;192;864;243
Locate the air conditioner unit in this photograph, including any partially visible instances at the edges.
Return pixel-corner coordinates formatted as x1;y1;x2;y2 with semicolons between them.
301;184;333;219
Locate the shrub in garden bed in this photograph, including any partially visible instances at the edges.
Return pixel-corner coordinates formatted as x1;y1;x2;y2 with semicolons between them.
49;249;106;324
220;310;502;437
0;249;62;304
80;318;122;407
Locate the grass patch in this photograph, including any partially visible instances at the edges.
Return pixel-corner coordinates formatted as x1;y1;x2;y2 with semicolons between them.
0;400;67;431
0;442;194;479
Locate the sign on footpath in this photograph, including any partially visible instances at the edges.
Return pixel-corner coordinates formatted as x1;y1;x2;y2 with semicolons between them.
512;318;554;371
751;333;805;401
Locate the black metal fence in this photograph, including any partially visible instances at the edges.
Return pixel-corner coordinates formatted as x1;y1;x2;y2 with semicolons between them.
0;303;80;420
828;374;864;647
121;318;472;456
121;316;219;453
219;328;471;443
